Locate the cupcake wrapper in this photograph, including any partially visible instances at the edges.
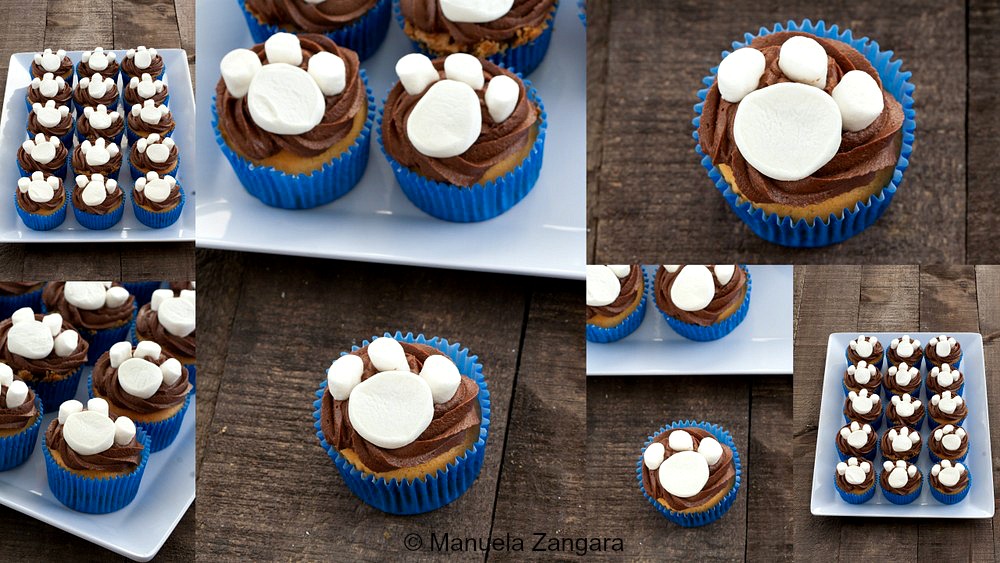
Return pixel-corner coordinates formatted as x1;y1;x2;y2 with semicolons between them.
693;19;916;247
29;365;84;413
212;72;374;210
394;1;556;76
0;395;44;471
834;474;876;504
377;81;546;222
636;420;742;527
658;266;751;341
43;427;150;514
586;268;650;343
73;199;125;230
578;0;586;27
0;287;44;319
28;127;74;151
240;0;391;61
928;447;969;465
126;123;174;146
881;481;921;505
75;125;125;147
931;471;972;504
313;332;491;515
121;282;163;307
18;155;70;180
123;92;170;115
129;158;180;182
131;186;185;229
87;373;190;453
15;189;68;231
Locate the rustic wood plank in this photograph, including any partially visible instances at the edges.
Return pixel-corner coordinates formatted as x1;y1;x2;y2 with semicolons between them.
974;266;1000;558
585;0;610;263
173;0;195;76
745;375;793;562
119;243;196;280
112;0;182;50
967;1;1000;263
0;0;48;98
45;0;114;50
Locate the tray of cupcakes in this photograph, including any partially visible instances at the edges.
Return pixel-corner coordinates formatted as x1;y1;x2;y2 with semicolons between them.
810;332;994;518
0;282;196;561
0;47;195;241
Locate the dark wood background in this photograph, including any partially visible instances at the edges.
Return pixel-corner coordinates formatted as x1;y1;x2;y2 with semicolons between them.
195;249;584;561
587;0;999;264
793;265;1000;561
0;0;196;280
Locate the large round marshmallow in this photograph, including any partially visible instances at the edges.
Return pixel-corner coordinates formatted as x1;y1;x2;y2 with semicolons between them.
7;320;54;359
733;82;842;181
406;79;482;158
440;0;515;23
657;450;710;498
831;70;884;132
669;265;716;312
5;380;29;408
419;354;461;404
157;297;196;338
586;265;621;307
117;357;164;399
485;74;519;123
62;410;115;456
367;337;409;372
717;47;766;103
65;281;108;310
327;353;364;401
247;63;326;135
220;49;262;98
347;370;434;449
778;35;829;89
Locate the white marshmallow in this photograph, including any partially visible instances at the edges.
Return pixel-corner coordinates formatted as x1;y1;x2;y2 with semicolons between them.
150;289;172;311
669;265;716;312
847;362;874;385
667;429;694;452
264;33;303;66
935;461;965;487
367;337;409;372
942;431;963;452
42;313;62;337
157;297;196;338
146;142;172;164
23;134;58;164
643;442;665;470
134;340;162;361
831;70;884;132
87;397;109;416
179;289;196;306
137;101;170;125
84;105;119;130
347;370;435;449
62;410;115;456
220;48;262;98
81;174;114;205
5;380;29;408
606;265;631;278
844;423;870;448
0;363;12;387
53;330;79;358
439;0;514;23
891;394;920;417
7;319;54;359
885;461;912;489
419;354;461;404
58;400;83;425
778;36;828;89
37;49;65;72
327;354;364;401
585;265;621;307
18;173;57;204
117;357;164;399
406;79;482;158
935;338;954;357
888;427;919;452
10;308;34;325
247;63;326;135
848;389;878;415
32;101;69;128
137;174;175;202
444;54;484;89
854;338;874;359
34;73;64;98
82;48;115;72
65;281;108;310
396;53;439;96
105;286;130;309
657;450;709;498
109;341;133;368
308;51;346;96
81;139;118;167
84;74;114;98
933;391;963;415
485;74;519;123
161;358;184;386
114;416;136;446
716;47;766;103
698;437;723;465
714;265;735;285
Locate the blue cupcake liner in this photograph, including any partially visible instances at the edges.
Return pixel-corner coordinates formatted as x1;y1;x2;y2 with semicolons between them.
121;282;163;307
125;122;174;146
693;19;916;247
87;373;190;453
15;188;68;231
129;157;179;182
928;445;969;465
69;318;135;365
880;477;921;505
586;268;649;343
0;286;44;319
313;332;490;515
239;0;392;62
212;72;374;210
43;426;150;513
636;420;742;527
834;472;876;504
578;0;586;27
17;154;70;180
28;365;84;413
930;470;971;504
394;1;556;76
75;123;125;146
123;92;170;114
73;198;125;230
0;395;43;471
27;126;74;151
378;81;546;222
131;186;185;229
75;63;120;83
72;97;119;117
658;266;751;342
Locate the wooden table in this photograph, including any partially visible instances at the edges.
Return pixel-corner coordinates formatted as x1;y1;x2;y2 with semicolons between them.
587;0;999;264
195;249;584;560
0;0;196;279
793;265;1000;561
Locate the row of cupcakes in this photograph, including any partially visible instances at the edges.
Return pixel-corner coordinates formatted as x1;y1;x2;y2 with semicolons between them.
837;421;968;466
842;387;966;432
26;98;174;148
846;334;963;371
31;47;166;83
835;456;969;506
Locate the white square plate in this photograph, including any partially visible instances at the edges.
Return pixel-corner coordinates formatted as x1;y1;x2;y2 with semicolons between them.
585;265;794;375
0;49;196;241
810;332;994;517
194;0;585;279
0;367;195;560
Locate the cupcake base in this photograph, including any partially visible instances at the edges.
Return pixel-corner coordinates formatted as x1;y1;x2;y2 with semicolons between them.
586;268;649;343
0;396;43;471
658;267;751;341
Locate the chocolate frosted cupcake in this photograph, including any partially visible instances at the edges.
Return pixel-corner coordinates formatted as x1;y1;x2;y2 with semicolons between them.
885;393;924;429
70;174;125;230
129;134;178;180
834;456;874;503
0;309;89;411
925;335;962;369
929;460;970;504
126;100;175;144
846;335;883;368
884;362;921;397
843;389;881;430
15;172;68;231
835;420;876;461
43;283;135;363
121;46;165;82
585;264;646;343
72;138;122;181
73;74;119;114
880;460;921;504
136;289;195;383
887;335;923;368
927;364;964;398
653;265;750;341
0;365;43;471
0;284;44;320
880;425;921;462
76;105;125;145
76;47;119;81
26;73;72;111
928;391;967;427
123;73;169;112
215;33;372;209
842;361;880;395
929;424;968;464
27;101;74;148
17;134;68;178
132;172;185;229
32;49;73;80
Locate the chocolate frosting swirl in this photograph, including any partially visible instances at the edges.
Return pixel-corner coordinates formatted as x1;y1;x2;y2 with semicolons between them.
127;109;176;138
880;463;922;495
124;80;169;107
841;365;881;394
383;59;538;186
73;82;119;110
0;315;89;381
835;459;875;494
78;59;119;81
0;383;38;430
640;427;737;510
45;417;142;472
77;112;125;142
17;176;65;214
698;31;904;206
136;303;195;360
926;369;964;396
72;143;123;179
215;34;365;161
130;143;178;176
17;142;68;175
654;265;746;326
32;55;73;79
92;350;191;414
880;426;922;461
929;467;969;495
928;425;969;461
928;397;967;426
28;110;73;139
887;342;923;367
587;265;642;319
121;53;165;79
925;339;962;367
847;339;884;366
245;0;377;32
42;282;134;331
320;342;480;473
885;397;925;428
400;0;556;50
835;423;877;459
843;395;881;426
133;179;182;211
0;283;42;296
27;81;72;107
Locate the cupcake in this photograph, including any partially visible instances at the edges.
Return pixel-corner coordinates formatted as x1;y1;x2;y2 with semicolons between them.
31;49;73;80
929;460;970;504
15;172;68;231
885;393;924;430
0;364;43;471
215;33;373;209
928;424;968;464
925;335;962;369
397;0;557;76
239;0;391;61
880;460;921;504
880;426;920;462
76;47;119;81
90;341;192;452
121;46;165;82
0;308;89;411
834;456;875;503
835;421;876;461
123;73;169;113
70;174;125;230
76;105;125;144
695;21;913;247
129;134;178;180
846;335;883;368
126;100;175;144
638;422;740;526
72;139;122;181
135;289;196;385
42;282;135;364
842;361;880;396
884;362;920;397
928;391;967;427
26;73;72;112
314;334;488;514
17;134;68;178
926;364;964;398
132;172;185;228
73;73;119;114
653;265;750;341
43;399;149;513
585;265;646;343
887;335;922;368
843;389;881;430
0;284;44;320
27;101;74;148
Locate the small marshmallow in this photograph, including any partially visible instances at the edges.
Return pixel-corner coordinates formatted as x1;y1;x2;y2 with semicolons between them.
327;354;364;401
109;341;133;368
607;265;631;278
439;0;515;23
0;363;12;387
831;70;884;132
667;429;694;452
5;380;29;408
308;51;346;96
714;265;736;285
58;400;83;425
114;416;136;446
778;35;828;89
134;340;162;361
585;265;621;307
717;47;766;103
419;354;462;404
87;397;109;416
53;330;79;358
160;358;184;386
220;49;262;98
150;289;172;311
264;33;303;66
485;74;519;123
396;53;439;96
367;337;409;372
42;313;63;337
669;265;716;312
444;54;484;89
698;437;723;465
643;442;665;470
105;286;130;309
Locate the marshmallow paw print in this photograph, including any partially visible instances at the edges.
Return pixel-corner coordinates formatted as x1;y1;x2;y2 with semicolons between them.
220;33;347;135
31;100;70;129
79;74;116;101
846;361;878;386
18;171;61;204
847;389;880;416
21;133;62;166
132;99;171;126
928;335;958;359
34;49;68;74
890;335;921;362
128;73;166;102
108;340;184;398
928;364;963;395
126;46;158;71
30;73;67;99
930;460;968;501
57;398;135;454
150;289;195;337
135;134;176;165
81;47;117;73
889;393;922;420
930;391;965;418
643;429;725;499
82;105;122;132
883;427;920;459
78;138;120;168
848;335;879;361
73;175;119;207
838;421;873;454
882;460;919;492
887;362;920;393
135;172;178;203
931;424;967;462
6;306;79;359
836;457;872;487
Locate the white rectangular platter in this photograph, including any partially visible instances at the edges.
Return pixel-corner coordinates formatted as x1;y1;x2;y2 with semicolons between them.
0;367;195;561
0;49;195;241
810;332;994;518
585;265;794;376
194;0;585;279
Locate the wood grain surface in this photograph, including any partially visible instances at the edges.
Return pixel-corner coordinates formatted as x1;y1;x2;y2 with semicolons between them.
586;0;1000;264
792;265;1000;561
194;249;585;561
